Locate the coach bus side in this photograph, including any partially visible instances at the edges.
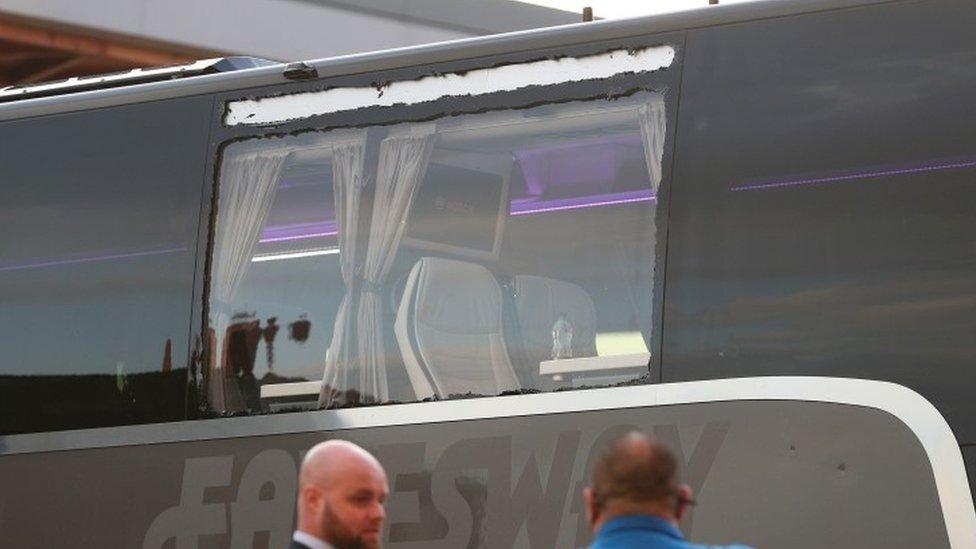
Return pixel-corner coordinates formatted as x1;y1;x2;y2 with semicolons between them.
1;0;976;548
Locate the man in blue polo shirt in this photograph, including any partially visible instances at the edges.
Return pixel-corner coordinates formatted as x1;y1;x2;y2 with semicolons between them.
583;431;753;549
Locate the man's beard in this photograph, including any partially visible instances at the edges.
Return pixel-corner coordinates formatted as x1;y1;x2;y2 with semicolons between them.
322;502;379;549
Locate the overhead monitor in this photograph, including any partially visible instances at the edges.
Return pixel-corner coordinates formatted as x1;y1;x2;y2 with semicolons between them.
402;150;511;261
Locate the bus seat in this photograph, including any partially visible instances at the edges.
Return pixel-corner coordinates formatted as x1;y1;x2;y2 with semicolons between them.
394;257;521;400
510;275;598;386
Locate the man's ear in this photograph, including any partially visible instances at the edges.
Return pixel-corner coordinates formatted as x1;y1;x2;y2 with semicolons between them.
303;485;322;513
584;487;599;529
675;484;694;521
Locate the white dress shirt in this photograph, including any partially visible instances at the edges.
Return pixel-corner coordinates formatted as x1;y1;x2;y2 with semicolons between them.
293;531;335;549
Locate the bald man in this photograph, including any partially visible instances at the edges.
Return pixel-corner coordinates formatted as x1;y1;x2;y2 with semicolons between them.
584;431;752;549
291;440;389;549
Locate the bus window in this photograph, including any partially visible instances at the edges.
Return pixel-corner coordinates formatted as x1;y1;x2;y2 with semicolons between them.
207;90;668;412
0;97;211;435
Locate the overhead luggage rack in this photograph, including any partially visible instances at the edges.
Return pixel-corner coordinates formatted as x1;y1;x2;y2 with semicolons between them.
0;56;278;104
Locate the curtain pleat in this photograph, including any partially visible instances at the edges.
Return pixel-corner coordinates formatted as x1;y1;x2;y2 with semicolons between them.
210;147;290;409
319;141;368;407
356;128;435;404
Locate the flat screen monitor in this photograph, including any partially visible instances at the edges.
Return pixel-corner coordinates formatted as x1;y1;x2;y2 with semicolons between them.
402;150;511;261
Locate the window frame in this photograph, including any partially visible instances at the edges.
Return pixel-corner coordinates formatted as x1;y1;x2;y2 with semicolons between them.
195;34;685;415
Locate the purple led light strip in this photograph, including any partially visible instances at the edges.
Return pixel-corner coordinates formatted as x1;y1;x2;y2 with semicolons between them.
7;190;653;273
731;158;976;192
0;247;186;273
511;190;655;216
260;190;656;243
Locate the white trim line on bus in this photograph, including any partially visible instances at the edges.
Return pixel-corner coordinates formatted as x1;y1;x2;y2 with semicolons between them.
223;45;676;126
2;377;973;545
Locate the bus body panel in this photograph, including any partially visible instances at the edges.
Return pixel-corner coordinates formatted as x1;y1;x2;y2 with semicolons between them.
666;0;976;441
0;0;899;123
0;383;956;548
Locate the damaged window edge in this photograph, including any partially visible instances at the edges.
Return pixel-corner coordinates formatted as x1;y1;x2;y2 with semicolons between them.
221;41;676;119
202;86;663;418
225;43;677;127
216;85;670;148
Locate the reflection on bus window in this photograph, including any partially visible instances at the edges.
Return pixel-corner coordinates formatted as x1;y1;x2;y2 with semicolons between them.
208;92;666;412
0;98;210;434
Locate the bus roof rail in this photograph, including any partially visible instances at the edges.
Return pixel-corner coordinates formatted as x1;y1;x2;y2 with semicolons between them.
0;56;279;104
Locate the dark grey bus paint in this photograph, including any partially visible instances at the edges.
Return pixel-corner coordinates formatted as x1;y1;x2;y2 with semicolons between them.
0;399;951;548
1;0;975;548
665;0;976;442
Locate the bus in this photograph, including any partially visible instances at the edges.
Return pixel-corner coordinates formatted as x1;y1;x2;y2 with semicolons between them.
1;0;975;546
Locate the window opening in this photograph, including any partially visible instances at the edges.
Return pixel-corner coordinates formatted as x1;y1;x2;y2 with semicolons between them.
207;91;666;413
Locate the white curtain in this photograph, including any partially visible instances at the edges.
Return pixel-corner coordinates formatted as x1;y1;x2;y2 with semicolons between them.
637;98;667;347
319;140;368;407
355;127;435;403
210;145;290;409
318;126;437;407
639;99;667;194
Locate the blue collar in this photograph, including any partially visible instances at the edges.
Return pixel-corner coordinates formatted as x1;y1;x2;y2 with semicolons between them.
597;514;684;541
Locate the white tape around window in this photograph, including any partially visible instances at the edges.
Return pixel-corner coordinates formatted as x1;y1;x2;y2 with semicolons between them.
224;45;676;126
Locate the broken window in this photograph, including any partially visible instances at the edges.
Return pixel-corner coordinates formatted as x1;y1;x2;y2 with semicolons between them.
207;91;667;413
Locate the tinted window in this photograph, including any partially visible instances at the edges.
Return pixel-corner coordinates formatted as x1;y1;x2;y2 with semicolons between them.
207;91;668;412
665;1;976;440
0;97;212;434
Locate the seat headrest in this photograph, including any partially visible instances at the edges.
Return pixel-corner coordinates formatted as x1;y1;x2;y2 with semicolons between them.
411;257;503;333
511;275;597;358
394;257;520;400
